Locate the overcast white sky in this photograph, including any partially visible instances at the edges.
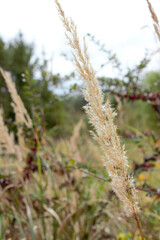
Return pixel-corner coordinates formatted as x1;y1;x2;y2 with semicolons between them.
0;0;160;78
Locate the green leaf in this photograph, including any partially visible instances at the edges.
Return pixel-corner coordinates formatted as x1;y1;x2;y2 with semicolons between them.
126;125;146;138
69;158;75;165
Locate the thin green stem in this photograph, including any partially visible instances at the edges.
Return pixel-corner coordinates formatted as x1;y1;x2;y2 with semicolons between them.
37;139;47;240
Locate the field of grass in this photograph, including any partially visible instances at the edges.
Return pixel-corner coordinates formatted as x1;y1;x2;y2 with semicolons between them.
0;0;160;239
0;109;160;239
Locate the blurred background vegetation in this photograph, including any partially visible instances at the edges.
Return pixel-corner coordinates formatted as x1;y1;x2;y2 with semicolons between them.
0;33;159;135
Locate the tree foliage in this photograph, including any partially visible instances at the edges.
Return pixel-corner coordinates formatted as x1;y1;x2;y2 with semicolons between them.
0;33;65;134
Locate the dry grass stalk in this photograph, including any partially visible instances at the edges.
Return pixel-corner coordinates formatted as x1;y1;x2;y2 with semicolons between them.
0;67;32;154
68;118;83;163
0;108;15;155
0;108;22;161
146;0;160;41
55;0;139;216
0;108;23;161
0;67;32;129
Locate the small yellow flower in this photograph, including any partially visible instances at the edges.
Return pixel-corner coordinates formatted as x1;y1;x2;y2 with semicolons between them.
138;173;150;181
117;232;132;240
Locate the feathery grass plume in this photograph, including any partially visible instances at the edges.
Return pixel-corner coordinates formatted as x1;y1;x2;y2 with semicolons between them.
55;0;139;216
0;67;32;128
0;67;32;154
0;110;23;161
146;0;160;41
0;108;15;154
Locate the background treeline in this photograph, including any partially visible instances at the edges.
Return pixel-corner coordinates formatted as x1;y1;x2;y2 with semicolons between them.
0;33;160;239
0;33;159;137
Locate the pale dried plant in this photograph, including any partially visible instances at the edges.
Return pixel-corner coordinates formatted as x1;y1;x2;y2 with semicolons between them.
0;108;23;161
146;0;160;42
55;0;139;217
14;145;23;162
0;108;15;155
0;67;32;154
16;127;27;154
68;118;83;163
115;95;125;128
0;68;32;129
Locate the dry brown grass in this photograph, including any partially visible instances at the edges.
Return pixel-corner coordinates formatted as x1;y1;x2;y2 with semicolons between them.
0;108;15;155
68;118;83;163
0;68;32;129
0;67;32;156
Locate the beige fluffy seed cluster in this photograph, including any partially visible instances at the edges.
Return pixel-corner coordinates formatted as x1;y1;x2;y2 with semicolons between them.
0;67;32;129
146;0;160;42
55;0;139;216
0;108;23;161
0;67;32;155
0;108;15;154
